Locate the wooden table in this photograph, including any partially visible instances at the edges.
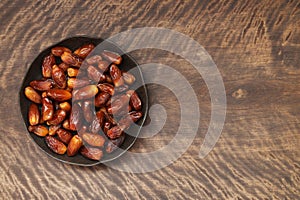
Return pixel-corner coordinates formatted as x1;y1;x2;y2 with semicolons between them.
1;0;299;199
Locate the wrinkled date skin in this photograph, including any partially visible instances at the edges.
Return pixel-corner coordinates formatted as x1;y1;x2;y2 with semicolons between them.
25;43;143;159
69;103;83;131
42;54;55;78
86;55;102;65
30;80;53;91
56;128;72;144
107;94;130;115
61;51;82;67
47;109;66;126
101;50;122;65
89;110;105;134
106;134;125;153
127;90;142;111
106;125;124;139
87;65;106;83
82;132;105;147
110;64;124;87
94;92;110;107
52;65;66;88
74;44;94;59
45;136;67;154
82;101;94;123
80;146;103;161
51;46;71;57
97;83;114;96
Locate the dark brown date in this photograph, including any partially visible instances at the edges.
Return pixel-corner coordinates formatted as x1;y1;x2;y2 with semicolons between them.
97;83;114;96
101;50;122;65
118;111;143;129
52;65;66;88
58;62;70;71
127;90;142;111
30;80;52;91
86;55;102;65
106;134;125;153
80;146;103;160
25;44;143;160
61;51;82;67
89;110;105;134
97;60;109;72
99;107;117;125
51;46;71;57
69;103;83;131
74;43;94;59
42;54;55;78
110;64;124;87
94;92;110;107
82;132;105;147
82;101;94;123
87;65;106;83
107;94;130;115
106;125;124;139
72;85;98;101
47;109;66;126
45;136;67;154
56;128;73;144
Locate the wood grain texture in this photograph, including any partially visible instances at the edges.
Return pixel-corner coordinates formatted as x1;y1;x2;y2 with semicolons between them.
0;0;299;199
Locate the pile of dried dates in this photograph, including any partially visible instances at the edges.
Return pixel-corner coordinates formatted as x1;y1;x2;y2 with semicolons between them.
24;43;142;161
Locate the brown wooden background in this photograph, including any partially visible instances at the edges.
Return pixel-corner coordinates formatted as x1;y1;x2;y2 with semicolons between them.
0;0;299;199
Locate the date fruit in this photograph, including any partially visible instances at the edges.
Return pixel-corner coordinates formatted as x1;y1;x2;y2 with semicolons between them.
28;125;48;137
82;132;105;147
28;103;40;126
101;50;122;65
30;80;52;91
45;136;67;154
80;146;103;161
42;54;55;78
74;44;94;59
67;135;83;156
25;86;42;104
56;128;72;144
47;89;72;101
61;51;82;67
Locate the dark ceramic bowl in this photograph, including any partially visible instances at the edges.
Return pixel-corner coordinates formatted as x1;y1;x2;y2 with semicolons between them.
19;36;148;166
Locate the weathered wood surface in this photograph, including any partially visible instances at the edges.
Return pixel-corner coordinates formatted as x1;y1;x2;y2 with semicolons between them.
0;0;299;199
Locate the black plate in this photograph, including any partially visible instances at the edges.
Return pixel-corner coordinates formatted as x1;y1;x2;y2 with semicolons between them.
19;36;148;166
